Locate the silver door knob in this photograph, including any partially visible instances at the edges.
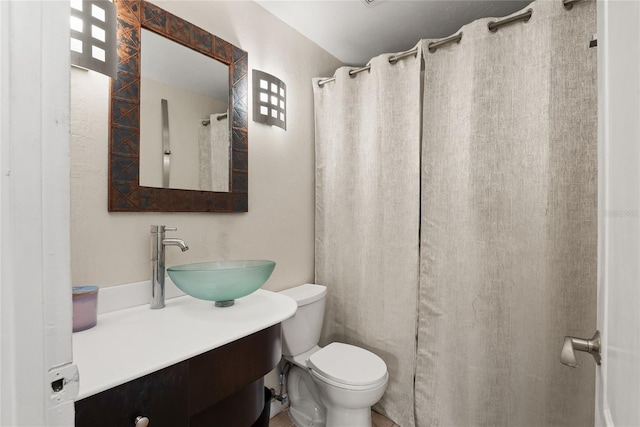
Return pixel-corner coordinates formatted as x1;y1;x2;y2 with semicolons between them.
560;330;601;367
134;416;149;427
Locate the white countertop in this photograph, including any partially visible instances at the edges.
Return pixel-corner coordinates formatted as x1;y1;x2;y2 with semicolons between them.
73;289;297;400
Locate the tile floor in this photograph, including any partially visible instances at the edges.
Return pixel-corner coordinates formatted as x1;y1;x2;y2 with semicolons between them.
269;409;399;427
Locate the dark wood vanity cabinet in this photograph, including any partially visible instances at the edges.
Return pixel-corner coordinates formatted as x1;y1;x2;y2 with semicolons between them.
75;324;281;427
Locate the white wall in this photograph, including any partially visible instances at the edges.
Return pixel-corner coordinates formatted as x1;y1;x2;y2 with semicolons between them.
70;1;342;291
139;76;227;191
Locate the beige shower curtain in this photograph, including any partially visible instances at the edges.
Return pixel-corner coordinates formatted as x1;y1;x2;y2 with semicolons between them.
198;112;229;192
313;49;422;426
416;0;597;425
314;1;596;426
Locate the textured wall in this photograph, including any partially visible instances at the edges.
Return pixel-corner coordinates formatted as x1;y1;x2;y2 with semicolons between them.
70;1;342;291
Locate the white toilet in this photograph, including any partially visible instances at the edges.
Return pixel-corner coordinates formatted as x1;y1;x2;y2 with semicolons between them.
279;284;388;427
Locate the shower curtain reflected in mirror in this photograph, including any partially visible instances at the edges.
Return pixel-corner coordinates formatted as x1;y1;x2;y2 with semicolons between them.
313;0;596;425
198;112;229;192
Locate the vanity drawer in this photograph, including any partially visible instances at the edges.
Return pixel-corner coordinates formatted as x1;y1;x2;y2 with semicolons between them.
75;361;189;427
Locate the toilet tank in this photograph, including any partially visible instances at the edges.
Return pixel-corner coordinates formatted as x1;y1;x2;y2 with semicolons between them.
279;284;327;357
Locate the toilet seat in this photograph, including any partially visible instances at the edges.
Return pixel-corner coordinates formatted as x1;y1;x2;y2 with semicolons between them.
310;366;389;392
307;342;387;389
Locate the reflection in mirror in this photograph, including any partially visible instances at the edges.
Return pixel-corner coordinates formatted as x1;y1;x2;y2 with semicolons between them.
139;29;230;192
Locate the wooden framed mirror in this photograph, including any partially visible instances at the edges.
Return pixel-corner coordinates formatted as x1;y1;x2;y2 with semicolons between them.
109;0;248;212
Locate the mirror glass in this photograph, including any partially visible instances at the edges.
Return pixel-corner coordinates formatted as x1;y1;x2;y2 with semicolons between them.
139;29;230;192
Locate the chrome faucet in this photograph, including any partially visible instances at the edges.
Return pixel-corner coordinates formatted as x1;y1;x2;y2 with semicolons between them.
150;225;189;309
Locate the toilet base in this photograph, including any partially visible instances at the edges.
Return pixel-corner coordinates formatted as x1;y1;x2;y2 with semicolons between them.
287;364;385;427
287;365;326;427
289;406;325;427
325;406;371;427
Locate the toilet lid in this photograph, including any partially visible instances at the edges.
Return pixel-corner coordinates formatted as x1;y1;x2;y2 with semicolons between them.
307;342;387;387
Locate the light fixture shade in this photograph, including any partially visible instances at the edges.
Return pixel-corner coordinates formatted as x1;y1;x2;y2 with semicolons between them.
252;70;286;130
70;0;117;78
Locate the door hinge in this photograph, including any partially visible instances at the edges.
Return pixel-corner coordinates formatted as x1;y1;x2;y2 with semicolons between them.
47;363;79;423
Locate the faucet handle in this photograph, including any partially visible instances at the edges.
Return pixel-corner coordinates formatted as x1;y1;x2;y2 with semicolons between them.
560;330;601;367
150;225;177;233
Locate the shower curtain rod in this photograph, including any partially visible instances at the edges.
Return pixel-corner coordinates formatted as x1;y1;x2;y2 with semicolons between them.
201;113;227;126
317;47;419;87
487;9;532;32
427;33;463;53
317;0;582;88
562;0;582;10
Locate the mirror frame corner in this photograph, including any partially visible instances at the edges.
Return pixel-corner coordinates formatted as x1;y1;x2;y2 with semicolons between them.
109;0;248;212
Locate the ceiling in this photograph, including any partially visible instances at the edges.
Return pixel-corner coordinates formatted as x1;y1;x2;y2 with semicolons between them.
255;0;531;65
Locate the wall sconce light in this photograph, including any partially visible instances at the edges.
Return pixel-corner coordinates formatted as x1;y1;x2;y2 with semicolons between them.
252;70;286;130
70;0;117;78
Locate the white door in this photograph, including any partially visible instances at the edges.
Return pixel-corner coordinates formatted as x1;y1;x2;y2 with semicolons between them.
595;0;640;425
0;1;76;425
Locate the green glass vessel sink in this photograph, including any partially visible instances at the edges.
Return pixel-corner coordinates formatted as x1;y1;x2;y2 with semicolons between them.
167;260;276;307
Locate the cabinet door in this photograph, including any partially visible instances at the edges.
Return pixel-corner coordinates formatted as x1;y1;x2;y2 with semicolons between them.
75;361;189;427
188;324;281;416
